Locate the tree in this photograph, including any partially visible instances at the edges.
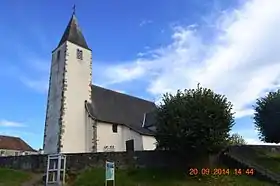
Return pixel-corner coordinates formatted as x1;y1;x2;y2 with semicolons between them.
228;133;246;145
155;84;235;153
254;90;280;143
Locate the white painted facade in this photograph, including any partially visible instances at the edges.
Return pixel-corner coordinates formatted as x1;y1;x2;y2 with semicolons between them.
0;149;38;157
60;41;92;153
96;122;156;152
142;135;157;150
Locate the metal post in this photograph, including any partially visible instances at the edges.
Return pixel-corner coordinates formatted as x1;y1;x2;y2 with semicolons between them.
57;155;61;185
63;155;66;184
46;156;50;183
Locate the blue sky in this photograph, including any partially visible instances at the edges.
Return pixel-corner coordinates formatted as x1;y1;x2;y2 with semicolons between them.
1;0;280;149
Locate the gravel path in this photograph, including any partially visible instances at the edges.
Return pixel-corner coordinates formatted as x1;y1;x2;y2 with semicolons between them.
21;173;44;186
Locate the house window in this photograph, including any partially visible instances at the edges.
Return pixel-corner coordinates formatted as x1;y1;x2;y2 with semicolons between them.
57;50;60;60
112;124;118;133
76;49;83;60
0;150;5;156
14;151;19;156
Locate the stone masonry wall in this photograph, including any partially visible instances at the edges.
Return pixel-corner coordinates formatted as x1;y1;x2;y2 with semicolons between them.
0;150;217;173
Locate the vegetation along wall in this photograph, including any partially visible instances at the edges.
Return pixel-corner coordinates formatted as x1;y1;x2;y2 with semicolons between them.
0;150;218;173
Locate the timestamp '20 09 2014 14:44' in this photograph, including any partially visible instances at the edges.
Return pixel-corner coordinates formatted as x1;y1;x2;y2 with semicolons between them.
189;168;254;176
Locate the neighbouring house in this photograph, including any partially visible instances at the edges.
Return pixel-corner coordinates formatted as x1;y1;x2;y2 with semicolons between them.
38;148;44;154
0;135;37;156
43;11;157;154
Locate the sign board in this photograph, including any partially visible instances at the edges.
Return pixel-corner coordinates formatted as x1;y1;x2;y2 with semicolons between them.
105;161;115;181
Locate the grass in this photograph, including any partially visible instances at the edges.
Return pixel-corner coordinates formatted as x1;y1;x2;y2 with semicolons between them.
0;168;32;186
69;168;275;186
243;147;280;173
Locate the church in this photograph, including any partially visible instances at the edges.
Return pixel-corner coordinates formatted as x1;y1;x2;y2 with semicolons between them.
43;12;157;154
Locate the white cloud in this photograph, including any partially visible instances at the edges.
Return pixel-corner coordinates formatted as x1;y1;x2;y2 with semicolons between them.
0;120;25;127
20;77;48;93
4;55;50;93
139;20;153;27
0;129;35;137
100;0;280;119
137;52;145;57
27;58;50;72
245;138;279;145
102;61;147;85
21;58;49;92
231;124;280;145
115;90;126;94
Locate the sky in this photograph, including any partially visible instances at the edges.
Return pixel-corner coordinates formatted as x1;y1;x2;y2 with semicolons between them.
1;0;280;149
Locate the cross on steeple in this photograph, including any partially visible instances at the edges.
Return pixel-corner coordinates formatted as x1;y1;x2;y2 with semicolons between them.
72;4;76;15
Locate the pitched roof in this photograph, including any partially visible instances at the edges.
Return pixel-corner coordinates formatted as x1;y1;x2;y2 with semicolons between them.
57;14;90;50
86;85;156;136
0;135;36;152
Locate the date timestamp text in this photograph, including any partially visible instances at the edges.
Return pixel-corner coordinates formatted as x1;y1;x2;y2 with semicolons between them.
189;168;254;176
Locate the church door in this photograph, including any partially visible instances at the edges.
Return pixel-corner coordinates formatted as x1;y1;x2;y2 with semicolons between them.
126;139;134;151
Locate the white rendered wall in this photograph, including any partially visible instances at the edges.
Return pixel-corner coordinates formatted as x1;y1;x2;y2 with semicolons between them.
96;122;144;152
142;135;157;150
122;125;143;151
43;44;66;154
60;41;92;153
0;149;38;156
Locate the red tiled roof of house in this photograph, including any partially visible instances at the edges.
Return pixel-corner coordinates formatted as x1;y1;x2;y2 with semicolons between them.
0;135;36;152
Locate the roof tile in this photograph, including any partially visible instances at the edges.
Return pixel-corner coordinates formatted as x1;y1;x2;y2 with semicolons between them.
58;14;90;50
86;85;156;136
0;135;36;152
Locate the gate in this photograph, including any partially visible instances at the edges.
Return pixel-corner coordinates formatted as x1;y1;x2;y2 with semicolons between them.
46;154;66;185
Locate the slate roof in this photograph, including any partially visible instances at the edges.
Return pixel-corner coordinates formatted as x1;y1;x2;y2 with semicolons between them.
0;135;36;152
85;85;157;136
57;14;90;50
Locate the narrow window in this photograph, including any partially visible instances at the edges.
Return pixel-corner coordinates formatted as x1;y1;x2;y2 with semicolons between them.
112;124;118;133
76;49;83;60
57;50;60;60
80;50;83;60
15;151;19;156
76;49;79;59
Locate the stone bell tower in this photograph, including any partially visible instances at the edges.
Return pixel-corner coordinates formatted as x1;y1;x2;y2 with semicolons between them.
43;11;92;154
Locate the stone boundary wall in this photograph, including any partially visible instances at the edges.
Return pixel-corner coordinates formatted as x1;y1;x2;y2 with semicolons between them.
0;150;217;173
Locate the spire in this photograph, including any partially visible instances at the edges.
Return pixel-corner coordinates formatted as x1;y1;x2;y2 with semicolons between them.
57;8;90;50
